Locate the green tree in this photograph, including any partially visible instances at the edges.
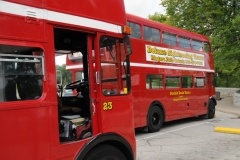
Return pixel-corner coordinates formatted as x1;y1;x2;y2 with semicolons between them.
148;12;169;23
150;0;240;87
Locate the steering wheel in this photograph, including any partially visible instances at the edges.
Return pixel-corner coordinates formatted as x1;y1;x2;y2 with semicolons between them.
65;79;88;90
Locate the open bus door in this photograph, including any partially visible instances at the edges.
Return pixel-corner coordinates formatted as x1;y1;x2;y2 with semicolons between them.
93;33;134;134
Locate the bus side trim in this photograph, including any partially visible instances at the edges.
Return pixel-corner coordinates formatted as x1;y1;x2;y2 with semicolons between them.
130;62;215;72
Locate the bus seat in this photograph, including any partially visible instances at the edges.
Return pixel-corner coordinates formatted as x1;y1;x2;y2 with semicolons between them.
57;94;82;115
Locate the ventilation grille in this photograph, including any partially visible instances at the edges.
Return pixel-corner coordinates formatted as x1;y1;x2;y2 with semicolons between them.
25;10;37;18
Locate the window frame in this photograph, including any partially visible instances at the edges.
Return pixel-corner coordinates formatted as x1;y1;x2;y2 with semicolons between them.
166;76;180;88
194;77;205;88
181;76;193;88
146;74;163;89
127;21;142;39
0;43;44;102
192;40;203;51
204;42;211;53
143;26;160;43
162;32;177;46
178;36;191;49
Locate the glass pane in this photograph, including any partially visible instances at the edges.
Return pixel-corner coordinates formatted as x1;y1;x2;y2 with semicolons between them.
76;71;84;80
179;36;190;49
166;76;179;88
204;42;210;53
144;26;160;42
163;32;177;46
0;44;43;102
128;22;141;39
194;77;205;87
192;40;203;51
100;36;130;96
181;76;192;88
144;26;152;41
152;28;160;43
146;74;162;89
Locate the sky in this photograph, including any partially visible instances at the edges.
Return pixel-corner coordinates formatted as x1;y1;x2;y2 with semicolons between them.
124;0;165;18
56;0;165;65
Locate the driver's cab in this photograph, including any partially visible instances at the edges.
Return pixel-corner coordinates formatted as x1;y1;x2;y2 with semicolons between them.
54;27;132;143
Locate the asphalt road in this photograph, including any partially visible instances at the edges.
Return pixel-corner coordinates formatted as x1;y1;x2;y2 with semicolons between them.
136;111;240;160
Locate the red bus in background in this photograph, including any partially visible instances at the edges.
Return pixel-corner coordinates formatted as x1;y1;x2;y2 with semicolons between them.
66;14;216;133
0;0;136;160
127;14;216;132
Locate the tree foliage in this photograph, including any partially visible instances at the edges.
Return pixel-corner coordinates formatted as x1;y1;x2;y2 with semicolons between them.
148;12;169;23
149;0;240;87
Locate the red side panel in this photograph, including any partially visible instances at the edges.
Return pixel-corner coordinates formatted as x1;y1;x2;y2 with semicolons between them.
6;0;127;26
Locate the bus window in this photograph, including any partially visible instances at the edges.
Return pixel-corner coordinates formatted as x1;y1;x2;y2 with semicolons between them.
192;40;203;51
166;76;180;88
179;36;190;49
194;77;205;88
0;44;43;102
100;36;130;96
128;21;141;39
144;26;160;43
181;76;192;88
162;32;177;46
146;74;163;89
204;42;211;53
76;71;84;80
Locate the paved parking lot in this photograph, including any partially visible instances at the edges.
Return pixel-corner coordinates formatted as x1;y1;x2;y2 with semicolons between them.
136;111;240;160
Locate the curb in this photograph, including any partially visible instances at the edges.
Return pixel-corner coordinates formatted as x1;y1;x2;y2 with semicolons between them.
214;127;240;135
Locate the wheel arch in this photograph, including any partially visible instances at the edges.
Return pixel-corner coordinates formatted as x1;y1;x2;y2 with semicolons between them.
75;133;134;160
147;100;166;124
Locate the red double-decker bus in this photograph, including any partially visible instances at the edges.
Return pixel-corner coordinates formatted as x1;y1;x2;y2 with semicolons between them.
127;14;216;132
65;13;217;133
0;0;136;159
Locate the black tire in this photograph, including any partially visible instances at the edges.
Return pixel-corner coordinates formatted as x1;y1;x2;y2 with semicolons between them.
208;100;215;119
83;144;127;160
148;105;163;132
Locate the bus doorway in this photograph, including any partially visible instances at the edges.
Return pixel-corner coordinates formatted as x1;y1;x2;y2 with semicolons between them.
54;28;95;145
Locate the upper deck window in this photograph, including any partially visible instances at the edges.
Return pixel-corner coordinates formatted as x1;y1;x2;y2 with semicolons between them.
127;22;141;39
162;32;177;46
204;42;211;53
0;44;43;102
179;36;190;49
192;40;203;51
144;26;160;43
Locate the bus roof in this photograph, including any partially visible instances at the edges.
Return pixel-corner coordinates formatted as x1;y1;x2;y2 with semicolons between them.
5;0;127;26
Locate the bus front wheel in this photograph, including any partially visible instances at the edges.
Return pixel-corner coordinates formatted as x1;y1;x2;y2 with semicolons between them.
83;144;127;160
148;105;163;132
